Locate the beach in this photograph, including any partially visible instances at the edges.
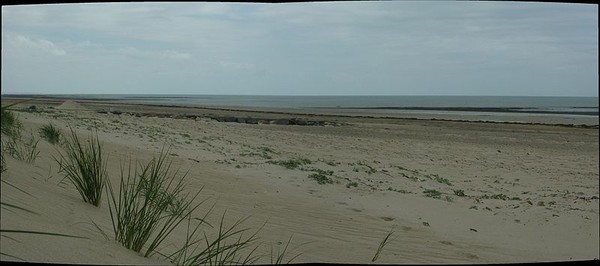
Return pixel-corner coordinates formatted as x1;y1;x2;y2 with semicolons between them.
1;97;598;264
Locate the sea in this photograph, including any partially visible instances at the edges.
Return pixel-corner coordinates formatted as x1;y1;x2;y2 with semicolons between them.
3;94;598;115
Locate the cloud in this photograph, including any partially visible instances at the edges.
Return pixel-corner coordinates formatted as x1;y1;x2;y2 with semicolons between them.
219;61;256;70
4;33;66;56
1;2;597;96
117;46;191;61
161;50;192;60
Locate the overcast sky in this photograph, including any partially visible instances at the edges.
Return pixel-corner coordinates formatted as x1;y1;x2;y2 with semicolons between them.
1;1;598;96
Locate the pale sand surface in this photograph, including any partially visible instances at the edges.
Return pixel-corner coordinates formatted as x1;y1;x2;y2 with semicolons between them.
1;98;598;264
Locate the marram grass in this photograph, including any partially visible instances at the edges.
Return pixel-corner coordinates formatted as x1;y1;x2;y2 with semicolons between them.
107;148;203;258
166;211;263;266
55;128;107;207
3;132;40;164
39;123;61;145
1;102;24;139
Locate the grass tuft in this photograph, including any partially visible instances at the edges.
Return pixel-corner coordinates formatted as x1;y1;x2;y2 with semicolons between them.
55;128;107;207
166;212;262;265
1;148;5;173
268;157;312;169
307;173;334;185
1;102;24;139
270;234;303;264
372;228;395;262
453;189;466;197
3;132;40;164
1;102;38;166
346;182;358;188
39;123;61;145
107;147;203;257
423;189;442;199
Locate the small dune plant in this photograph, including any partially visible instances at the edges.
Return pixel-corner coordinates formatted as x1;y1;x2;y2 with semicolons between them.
3;131;40;164
0;104;40;165
372;228;395;262
107;148;203;258
308;173;334;185
1;148;5;173
39;123;61;145
423;189;442;199
270;235;304;265
55;128;107;207
166;212;263;265
268;157;312;169
1;102;24;140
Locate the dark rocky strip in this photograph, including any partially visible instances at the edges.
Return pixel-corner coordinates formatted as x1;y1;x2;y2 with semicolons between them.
95;109;598;129
338;106;599;116
5;97;598;129
96;110;344;127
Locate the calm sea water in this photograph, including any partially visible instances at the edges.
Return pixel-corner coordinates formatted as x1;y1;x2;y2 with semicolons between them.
5;94;599;114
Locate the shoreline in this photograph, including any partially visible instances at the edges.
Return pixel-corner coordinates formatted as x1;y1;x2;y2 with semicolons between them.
3;94;598;115
337;106;598;116
2;96;598;128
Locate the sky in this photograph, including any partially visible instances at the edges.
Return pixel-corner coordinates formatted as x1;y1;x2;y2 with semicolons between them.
1;1;598;96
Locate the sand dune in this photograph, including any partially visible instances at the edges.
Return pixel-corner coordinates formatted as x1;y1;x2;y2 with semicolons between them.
1;99;598;264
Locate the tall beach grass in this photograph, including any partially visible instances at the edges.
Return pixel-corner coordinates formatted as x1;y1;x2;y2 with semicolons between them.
166;212;263;266
107;148;203;258
55;128;107;207
39;123;61;145
1;102;24;140
3;132;40;164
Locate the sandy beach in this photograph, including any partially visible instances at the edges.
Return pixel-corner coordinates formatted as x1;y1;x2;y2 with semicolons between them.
1;97;598;264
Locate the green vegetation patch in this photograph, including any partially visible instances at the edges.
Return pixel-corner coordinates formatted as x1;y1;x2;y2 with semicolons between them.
1;103;24;139
388;187;410;194
346;182;358;188
453;189;466;197
481;193;510;201
39;123;61;145
268;157;312;169
428;174;452;186
308;173;334;184
301;167;333;176
423;189;442;199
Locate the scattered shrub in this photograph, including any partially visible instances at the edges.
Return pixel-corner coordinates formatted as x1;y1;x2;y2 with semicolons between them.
308;173;334;184
453;189;466;197
423;189;442;199
269;157;312;169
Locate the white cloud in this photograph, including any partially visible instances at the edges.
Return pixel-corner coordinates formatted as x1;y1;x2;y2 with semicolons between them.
161;50;191;60
5;33;66;56
1;2;597;96
219;61;256;70
117;46;191;61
